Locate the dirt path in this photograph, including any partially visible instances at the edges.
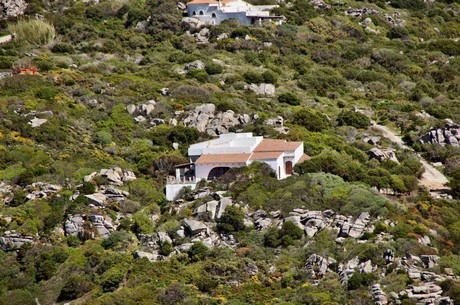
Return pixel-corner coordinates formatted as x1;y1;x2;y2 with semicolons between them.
371;124;449;192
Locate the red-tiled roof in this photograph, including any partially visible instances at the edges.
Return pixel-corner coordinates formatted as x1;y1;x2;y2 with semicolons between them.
195;153;251;164
254;139;302;152
250;152;283;160
297;154;310;163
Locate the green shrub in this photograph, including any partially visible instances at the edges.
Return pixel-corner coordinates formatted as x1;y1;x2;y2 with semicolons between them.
51;42;75;54
216;205;246;233
336;111;370;129
262;70;277;84
0;56;12;69
279;221;303;246
170;85;212;104
296;150;368;182
35;86;59;100
292;109;331;132
278;92;301;106
449;169;460;199
243;71;264;84
187;241;209;262
34;59;54;72
428;39;460;56
100;266;126;292
94;131;112;145
58;274;94;301
101;230;132;250
347;272;378;290
231;27;249;38
387;27;409;39
0;75;48;95
389;0;425;10
264;227;281;247
298;67;346;96
187;68;208;82
159;241;174;256
205;62;223;75
131;211;155;234
157;283;189;305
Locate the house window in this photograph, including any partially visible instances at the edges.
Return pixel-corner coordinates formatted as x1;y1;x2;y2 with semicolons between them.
199;10;204;15
285;161;293;175
212;13;216;18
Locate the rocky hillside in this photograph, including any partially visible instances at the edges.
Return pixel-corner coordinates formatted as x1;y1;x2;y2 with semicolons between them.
0;0;459;304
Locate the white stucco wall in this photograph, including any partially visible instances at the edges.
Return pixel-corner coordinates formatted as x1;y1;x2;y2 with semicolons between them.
293;143;304;163
248;155;285;179
166;183;197;201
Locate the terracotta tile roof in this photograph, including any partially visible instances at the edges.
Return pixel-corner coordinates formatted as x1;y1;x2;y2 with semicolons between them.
195;153;251;164
187;0;218;4
298;153;310;163
250;152;283;160
254;139;302;152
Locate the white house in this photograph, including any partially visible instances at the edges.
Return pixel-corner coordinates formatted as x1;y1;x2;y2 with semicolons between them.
186;0;284;26
166;133;309;200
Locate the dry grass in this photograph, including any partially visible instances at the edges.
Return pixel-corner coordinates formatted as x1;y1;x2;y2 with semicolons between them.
8;18;55;46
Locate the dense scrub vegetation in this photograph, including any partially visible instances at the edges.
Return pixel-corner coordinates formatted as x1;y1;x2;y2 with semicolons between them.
0;0;459;303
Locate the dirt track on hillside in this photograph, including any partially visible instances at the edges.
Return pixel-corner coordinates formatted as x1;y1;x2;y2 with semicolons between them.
371;124;449;192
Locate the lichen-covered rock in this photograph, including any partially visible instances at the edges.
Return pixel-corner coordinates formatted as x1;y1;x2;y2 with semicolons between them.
371;284;388;305
1;0;27;19
85;193;108;206
245;83;276;96
65;214;85;237
184;219;208;235
0;231;35;251
419;123;460;147
134;250;160;262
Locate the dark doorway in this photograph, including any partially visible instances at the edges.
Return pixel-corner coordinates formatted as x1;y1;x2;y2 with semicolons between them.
285;161;293;175
207;167;230;180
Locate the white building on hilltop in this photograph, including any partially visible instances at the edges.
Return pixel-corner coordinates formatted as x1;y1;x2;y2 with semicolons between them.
186;0;284;26
166;133;309;200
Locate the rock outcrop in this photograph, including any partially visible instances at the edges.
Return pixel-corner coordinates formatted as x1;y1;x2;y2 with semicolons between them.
244;83;276;96
184;218;208;236
65;214;116;239
305;254;337;279
183;103;252;136
371;284;388;305
419;123;460;147
1;0;27;19
402;283;453;305
125;101;164;126
369;148;399;163
84;167;136;186
194;197;233;221
0;231;36;251
28;117;48;128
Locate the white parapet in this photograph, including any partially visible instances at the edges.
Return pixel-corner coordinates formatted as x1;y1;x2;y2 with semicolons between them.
166;183;197;201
